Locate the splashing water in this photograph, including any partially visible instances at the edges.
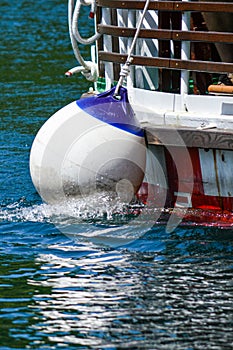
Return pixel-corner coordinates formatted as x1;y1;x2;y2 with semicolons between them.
0;193;160;247
2;192;233;249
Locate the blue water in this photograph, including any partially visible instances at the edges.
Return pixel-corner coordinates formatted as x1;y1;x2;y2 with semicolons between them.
1;1;233;349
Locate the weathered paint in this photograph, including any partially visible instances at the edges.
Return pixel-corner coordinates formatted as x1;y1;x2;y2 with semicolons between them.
137;144;233;225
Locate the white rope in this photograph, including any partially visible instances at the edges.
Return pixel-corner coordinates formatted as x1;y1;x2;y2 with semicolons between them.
72;0;101;45
114;0;151;96
66;0;100;82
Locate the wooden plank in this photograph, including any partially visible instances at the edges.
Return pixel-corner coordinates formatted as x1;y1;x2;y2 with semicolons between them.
172;30;233;44
98;51;233;74
99;51;170;68
98;24;233;43
169;59;233;73
145;127;233;150
96;0;233;13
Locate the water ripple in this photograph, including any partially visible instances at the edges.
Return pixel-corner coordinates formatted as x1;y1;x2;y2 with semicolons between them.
1;0;233;348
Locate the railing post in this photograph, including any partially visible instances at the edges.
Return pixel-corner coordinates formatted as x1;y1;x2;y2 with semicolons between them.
102;8;113;89
117;9;128;55
127;9;136;89
180;0;190;106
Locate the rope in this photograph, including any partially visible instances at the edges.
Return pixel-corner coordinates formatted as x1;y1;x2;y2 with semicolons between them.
72;0;101;45
114;0;151;96
66;0;100;82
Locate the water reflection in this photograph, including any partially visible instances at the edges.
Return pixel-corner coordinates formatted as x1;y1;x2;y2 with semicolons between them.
0;220;233;348
24;232;233;349
1;0;233;348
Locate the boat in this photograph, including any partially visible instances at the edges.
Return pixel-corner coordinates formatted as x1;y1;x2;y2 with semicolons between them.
30;0;233;229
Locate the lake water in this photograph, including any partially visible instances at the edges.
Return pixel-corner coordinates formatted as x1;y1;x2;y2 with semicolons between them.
1;1;233;349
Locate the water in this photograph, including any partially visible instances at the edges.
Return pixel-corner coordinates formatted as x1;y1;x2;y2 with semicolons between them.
1;1;233;348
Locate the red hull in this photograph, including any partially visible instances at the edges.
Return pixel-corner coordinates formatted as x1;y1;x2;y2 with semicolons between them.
137;146;233;227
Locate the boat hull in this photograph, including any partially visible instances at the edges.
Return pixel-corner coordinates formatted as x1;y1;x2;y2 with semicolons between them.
137;143;233;227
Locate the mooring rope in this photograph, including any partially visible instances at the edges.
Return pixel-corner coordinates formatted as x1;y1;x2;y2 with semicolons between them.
114;0;151;96
66;0;100;81
72;0;101;45
67;0;150;85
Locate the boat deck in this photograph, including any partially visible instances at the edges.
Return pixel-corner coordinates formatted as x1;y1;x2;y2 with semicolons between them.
95;0;233;142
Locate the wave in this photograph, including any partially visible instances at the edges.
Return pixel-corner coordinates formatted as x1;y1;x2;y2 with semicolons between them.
0;193;157;247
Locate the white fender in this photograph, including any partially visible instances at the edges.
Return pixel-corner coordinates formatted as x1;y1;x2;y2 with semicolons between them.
30;87;146;204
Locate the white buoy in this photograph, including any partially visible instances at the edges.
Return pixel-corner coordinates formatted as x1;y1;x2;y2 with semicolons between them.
30;87;146;204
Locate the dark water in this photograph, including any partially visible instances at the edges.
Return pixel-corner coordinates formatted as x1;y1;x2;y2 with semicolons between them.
1;1;233;349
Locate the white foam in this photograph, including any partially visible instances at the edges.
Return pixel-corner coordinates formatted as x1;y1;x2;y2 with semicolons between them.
0;193;158;247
